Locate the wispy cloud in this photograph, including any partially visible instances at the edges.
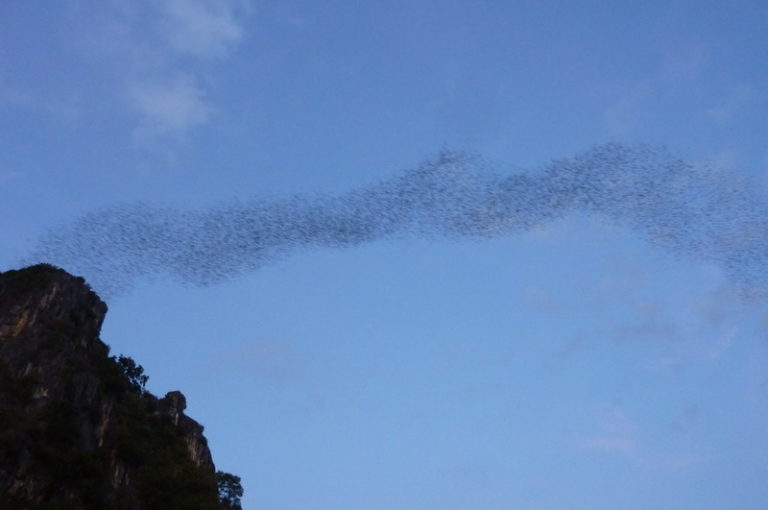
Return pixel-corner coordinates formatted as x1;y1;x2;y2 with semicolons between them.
82;0;250;140
131;75;211;138
601;43;711;136
0;78;80;120
602;41;760;142
602;81;652;136
213;337;307;385
660;43;711;86
160;0;246;57
583;407;637;458
582;406;699;471
705;84;755;122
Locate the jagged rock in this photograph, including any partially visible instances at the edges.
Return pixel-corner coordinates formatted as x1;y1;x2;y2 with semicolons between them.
0;264;229;509
159;390;215;471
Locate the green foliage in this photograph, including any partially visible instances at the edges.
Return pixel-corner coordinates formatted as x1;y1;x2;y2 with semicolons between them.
92;353;132;397
0;359;230;509
216;471;244;510
0;292;240;509
0;398;113;509
113;393;224;509
112;354;149;394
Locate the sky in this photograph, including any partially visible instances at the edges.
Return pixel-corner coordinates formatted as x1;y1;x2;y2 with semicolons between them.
2;1;768;508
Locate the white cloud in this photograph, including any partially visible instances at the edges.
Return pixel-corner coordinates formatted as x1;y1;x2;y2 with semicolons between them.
74;0;250;139
161;0;245;57
131;74;211;137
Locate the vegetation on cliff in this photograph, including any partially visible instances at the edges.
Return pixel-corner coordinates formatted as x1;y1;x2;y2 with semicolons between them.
0;264;243;509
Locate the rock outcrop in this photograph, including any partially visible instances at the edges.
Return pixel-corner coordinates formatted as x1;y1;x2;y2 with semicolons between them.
0;264;229;509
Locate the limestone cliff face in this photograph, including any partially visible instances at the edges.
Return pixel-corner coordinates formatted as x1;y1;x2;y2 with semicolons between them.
0;264;225;509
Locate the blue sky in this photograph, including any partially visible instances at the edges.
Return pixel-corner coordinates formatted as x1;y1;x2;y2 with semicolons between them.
2;1;768;508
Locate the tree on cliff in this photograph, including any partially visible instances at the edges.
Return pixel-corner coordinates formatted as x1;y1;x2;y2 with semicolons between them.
0;264;244;509
216;471;244;510
114;354;149;394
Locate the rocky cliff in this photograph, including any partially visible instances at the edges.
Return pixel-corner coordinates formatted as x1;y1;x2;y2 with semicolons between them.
0;264;237;509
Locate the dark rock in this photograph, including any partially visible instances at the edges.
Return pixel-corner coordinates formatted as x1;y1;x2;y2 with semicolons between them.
0;264;228;509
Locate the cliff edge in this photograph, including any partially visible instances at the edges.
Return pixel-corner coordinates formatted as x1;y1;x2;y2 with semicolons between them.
0;264;239;509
